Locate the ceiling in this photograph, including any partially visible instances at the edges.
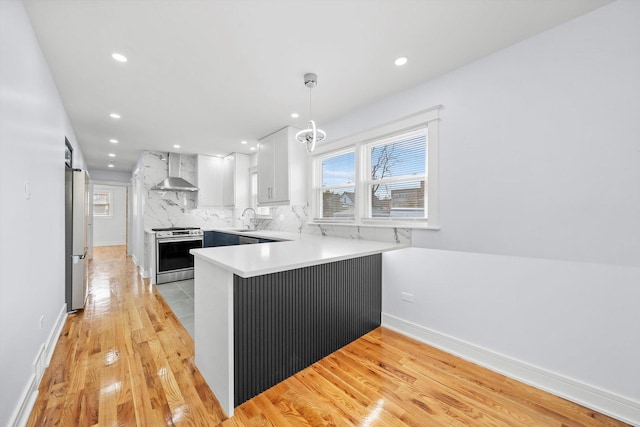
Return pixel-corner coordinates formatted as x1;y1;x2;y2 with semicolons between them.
22;0;612;173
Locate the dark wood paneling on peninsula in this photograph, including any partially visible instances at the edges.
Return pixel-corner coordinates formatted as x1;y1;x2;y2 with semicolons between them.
233;254;382;406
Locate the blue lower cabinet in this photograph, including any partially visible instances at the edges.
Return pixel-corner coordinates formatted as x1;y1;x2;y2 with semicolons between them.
219;233;240;246
203;231;240;247
203;231;217;247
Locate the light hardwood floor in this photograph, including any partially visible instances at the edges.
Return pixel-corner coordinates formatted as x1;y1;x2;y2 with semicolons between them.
27;245;628;426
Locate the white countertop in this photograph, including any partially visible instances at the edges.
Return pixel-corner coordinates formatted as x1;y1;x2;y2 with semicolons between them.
191;231;405;278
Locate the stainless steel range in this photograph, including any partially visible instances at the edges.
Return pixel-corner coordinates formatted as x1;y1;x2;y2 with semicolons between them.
153;227;203;284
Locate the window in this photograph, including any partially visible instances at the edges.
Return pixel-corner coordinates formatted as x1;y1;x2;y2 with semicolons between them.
367;129;426;219
318;150;355;219
93;191;112;217
310;107;440;228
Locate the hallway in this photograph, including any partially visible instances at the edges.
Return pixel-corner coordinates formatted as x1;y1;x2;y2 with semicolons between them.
27;246;226;425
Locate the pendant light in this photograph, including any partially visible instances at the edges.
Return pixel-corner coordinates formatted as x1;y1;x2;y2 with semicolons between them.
295;73;326;153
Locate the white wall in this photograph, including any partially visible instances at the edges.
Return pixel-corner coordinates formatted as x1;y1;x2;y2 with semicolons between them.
90;168;132;183
382;248;640;422
323;0;640;423
131;161;146;271
93;184;127;246
326;0;640;268
0;1;87;425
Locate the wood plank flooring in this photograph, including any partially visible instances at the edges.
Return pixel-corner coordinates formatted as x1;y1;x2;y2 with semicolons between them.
27;245;628;426
27;245;226;426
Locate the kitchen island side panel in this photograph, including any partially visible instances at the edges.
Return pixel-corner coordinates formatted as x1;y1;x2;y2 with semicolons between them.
233;254;382;406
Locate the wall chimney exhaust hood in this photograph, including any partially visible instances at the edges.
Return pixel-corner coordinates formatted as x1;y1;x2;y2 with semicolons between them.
152;152;199;192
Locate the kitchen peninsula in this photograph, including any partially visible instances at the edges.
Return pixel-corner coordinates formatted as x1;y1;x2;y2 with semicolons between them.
190;231;404;416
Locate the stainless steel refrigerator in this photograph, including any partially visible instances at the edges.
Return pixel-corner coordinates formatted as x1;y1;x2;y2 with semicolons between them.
65;168;89;311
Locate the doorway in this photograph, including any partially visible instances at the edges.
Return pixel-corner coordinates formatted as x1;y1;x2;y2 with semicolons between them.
92;183;128;247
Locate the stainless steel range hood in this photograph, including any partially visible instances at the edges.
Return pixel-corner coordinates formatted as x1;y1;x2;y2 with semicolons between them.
152;152;199;192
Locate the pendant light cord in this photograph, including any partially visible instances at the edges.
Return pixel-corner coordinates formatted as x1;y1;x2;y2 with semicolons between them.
294;72;325;153
308;87;312;123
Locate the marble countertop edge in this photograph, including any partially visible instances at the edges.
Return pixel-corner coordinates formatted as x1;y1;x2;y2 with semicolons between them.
191;234;406;278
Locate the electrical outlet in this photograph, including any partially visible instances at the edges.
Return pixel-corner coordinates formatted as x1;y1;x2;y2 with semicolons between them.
401;292;414;303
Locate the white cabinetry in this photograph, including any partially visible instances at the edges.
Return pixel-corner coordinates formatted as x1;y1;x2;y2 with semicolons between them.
257;127;307;206
222;153;250;207
197;155;222;207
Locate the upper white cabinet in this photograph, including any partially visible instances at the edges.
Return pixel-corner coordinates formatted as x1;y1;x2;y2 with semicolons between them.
197;154;222;207
197;153;249;208
257;127;307;206
222;153;250;207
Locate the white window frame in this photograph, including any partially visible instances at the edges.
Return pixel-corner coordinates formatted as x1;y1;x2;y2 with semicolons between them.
363;128;427;222
309;106;441;229
313;147;357;222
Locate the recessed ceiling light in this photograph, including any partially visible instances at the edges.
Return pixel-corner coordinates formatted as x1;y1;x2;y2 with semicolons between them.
109;139;118;144
108;153;116;157
241;140;247;145
108;164;115;168
394;56;408;66
111;52;127;63
250;147;256;151
290;113;299;118
173;144;180;149
110;113;121;119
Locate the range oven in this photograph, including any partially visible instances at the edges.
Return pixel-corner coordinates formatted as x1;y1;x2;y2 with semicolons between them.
154;227;203;284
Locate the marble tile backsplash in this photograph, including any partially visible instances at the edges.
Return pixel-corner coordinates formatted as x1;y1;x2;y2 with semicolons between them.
255;204;411;244
254;204;310;234
143;151;233;229
141;150;411;242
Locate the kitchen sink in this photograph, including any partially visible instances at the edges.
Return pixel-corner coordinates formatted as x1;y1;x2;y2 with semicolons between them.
238;235;260;245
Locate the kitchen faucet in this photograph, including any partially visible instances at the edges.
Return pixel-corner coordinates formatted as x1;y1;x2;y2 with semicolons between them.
241;208;257;230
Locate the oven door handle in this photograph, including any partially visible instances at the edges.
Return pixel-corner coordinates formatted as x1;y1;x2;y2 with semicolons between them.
156;236;203;243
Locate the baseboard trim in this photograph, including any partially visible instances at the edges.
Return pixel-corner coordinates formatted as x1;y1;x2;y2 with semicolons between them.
382;313;640;426
131;255;149;278
9;373;38;427
94;241;126;247
45;304;67;364
9;304;67;427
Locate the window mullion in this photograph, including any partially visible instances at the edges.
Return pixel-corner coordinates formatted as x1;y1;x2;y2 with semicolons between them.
319;183;357;191
367;174;426;185
357;142;367;221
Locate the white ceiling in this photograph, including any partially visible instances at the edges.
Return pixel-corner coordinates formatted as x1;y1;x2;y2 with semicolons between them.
22;0;612;173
